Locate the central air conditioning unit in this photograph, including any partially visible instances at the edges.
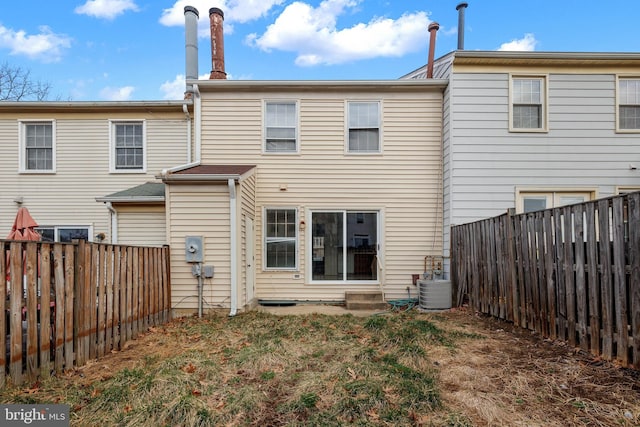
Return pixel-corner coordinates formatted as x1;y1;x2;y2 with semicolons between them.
417;279;452;310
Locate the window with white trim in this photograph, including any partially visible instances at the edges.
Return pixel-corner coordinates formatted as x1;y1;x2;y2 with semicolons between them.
111;121;145;172
618;78;640;130
517;191;594;213
264;101;297;153
264;208;297;269
20;121;55;172
347;101;380;152
36;226;92;242
511;76;546;131
311;210;378;282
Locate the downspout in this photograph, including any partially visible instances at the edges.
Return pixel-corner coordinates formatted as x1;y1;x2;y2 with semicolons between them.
183;103;192;163
193;84;202;163
106;202;118;244
228;178;238;316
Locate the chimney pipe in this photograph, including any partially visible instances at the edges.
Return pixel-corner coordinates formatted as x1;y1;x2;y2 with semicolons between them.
426;22;439;79
209;7;227;80
184;6;199;97
456;2;468;50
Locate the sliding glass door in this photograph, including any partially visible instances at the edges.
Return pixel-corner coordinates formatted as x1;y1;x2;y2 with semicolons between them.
311;210;378;282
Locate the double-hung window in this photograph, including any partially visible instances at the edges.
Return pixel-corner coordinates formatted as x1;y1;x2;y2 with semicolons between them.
618;77;640;131
347;101;380;152
264;208;297;269
20;121;55;172
265;101;297;153
111;120;145;172
511;76;546;131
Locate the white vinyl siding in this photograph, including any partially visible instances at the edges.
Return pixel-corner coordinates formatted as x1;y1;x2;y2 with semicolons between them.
264;101;297;153
347;101;381;152
110;120;146;172
445;69;640;280
617;77;640;131
510;76;547;132
20;120;56;173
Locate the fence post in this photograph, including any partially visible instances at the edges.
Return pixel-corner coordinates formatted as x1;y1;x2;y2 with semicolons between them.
612;197;628;366
598;199;613;360
628;192;640;368
0;242;6;387
543;210;557;340
9;242;23;385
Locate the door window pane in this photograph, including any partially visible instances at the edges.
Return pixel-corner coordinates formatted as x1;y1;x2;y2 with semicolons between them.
523;197;547;213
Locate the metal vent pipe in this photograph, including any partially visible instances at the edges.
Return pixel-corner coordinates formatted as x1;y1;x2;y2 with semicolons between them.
209;8;227;79
184;6;199;96
426;22;440;79
456;2;468;50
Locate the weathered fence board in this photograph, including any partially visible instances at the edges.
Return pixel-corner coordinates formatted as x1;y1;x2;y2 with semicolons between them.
0;240;171;386
452;192;640;369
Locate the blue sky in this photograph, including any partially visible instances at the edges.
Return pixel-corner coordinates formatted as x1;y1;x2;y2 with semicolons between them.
1;0;639;101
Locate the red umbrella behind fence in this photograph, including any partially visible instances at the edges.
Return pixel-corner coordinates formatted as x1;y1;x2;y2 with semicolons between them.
5;207;41;282
7;207;41;241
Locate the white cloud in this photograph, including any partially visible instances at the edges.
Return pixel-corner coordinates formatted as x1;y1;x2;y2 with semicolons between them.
497;33;537;52
248;0;430;66
100;85;135;100
0;25;72;63
75;0;139;20
160;72;216;99
160;74;186;100
159;0;285;36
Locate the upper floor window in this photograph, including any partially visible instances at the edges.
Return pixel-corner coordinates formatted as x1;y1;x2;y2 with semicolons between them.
264;101;297;153
20;121;55;173
511;76;547;132
111;120;145;172
618;78;640;131
348;101;380;152
264;208;297;270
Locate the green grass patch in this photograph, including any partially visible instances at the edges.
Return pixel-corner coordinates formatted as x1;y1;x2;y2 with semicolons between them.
0;310;476;426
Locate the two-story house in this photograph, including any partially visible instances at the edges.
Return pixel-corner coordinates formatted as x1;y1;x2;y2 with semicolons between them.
161;79;446;314
404;50;640;277
0;101;192;245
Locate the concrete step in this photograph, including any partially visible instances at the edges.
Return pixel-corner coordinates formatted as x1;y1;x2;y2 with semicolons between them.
344;291;388;310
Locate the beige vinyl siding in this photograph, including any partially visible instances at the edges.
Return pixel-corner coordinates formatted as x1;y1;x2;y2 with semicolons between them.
166;184;231;312
116;205;166;246
199;89;443;301
0;113;187;244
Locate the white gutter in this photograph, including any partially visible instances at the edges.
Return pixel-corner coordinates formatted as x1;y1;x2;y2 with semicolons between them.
106;202;118;244
193;83;202;163
183;103;192;163
228;178;237;317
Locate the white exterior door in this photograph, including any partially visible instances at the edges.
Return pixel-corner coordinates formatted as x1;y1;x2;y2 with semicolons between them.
245;217;255;303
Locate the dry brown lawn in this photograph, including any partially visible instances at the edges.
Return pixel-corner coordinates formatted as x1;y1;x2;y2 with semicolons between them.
1;306;638;426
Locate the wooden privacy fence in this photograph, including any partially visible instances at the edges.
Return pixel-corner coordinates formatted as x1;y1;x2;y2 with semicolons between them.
451;192;640;369
1;240;171;386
